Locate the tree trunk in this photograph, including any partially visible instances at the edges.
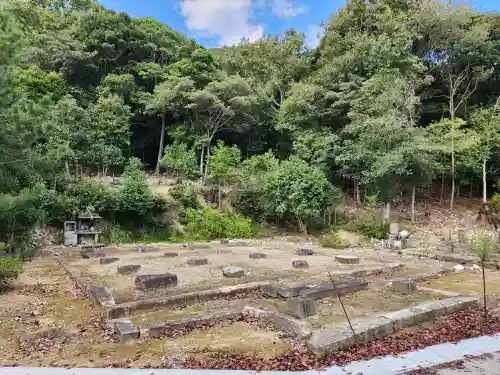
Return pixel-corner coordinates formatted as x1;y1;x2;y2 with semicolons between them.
203;145;210;183
297;217;307;235
383;202;391;220
483;159;487;203
440;174;444;205
199;145;205;175
482;262;487;320
155;111;166;175
450;87;456;211
64;160;70;178
411;185;416;223
355;181;361;205
218;186;221;209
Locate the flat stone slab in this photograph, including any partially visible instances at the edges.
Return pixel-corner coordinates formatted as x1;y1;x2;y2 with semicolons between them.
296;248;314;256
163;252;179;258
81;251;107;259
249;253;267;259
287;297;316;319
335;255;360;264
278;284;310;298
100;257;119;265
222;266;245;278
117;264;141;275
183;243;210;249
301;280;368;300
135;273;178;290
292;260;309;269
186;257;209;266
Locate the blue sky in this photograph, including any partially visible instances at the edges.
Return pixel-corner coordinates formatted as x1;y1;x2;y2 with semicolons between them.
99;0;500;48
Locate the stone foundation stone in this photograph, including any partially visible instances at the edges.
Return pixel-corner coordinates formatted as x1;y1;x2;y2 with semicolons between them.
287;297;316;319
135;273;178;290
117;264;141;275
100;257;119;265
391;277;417;295
249;253;267;259
186;257;209;266
261;283;280;297
292;260;309;269
222;266;245;278
301;280;368;300
296;248;314;256
278;284;310;298
335;255;360;264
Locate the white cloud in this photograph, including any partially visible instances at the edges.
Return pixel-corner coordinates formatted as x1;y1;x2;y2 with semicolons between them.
270;0;307;18
179;0;264;46
306;24;323;48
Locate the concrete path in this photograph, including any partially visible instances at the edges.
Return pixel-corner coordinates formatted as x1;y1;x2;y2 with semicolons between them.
2;334;500;375
436;351;500;374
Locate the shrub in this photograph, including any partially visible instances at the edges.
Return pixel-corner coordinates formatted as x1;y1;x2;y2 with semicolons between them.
169;182;200;210
345;214;388;239
490;193;500;209
233;183;268;222
114;158;167;227
185;207;254;240
0;257;23;291
265;156;342;234
161;142;199;179
319;231;349;249
102;223;133;244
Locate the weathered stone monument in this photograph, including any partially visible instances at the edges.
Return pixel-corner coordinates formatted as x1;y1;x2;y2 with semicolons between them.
384;223;410;250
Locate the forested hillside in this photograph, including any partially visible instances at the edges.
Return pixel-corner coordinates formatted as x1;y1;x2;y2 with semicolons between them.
1;0;499;253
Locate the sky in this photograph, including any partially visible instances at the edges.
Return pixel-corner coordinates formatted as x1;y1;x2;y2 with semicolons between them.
99;0;500;48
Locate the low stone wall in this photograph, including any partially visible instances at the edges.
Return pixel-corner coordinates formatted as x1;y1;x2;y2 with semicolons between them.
142;310;243;339
56;258;115;309
106;282;268;319
307;296;478;357
243;306;312;339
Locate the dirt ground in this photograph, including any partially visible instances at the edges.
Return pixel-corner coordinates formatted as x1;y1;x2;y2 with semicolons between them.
0;257;291;367
65;238;410;302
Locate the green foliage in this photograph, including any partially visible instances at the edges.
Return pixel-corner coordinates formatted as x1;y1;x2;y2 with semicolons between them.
319;231;349;249
169;182;201;210
161;142;198;179
208;140;241;184
474;233;497;261
490;194;500;209
185;207;254;240
115;158;167;226
234;183;267;222
102;223;133;245
265;157;342;233
0;257;23;291
345;214;388;240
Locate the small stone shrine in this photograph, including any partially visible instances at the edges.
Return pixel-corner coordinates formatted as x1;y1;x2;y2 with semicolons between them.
384;222;410;250
64;206;103;248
